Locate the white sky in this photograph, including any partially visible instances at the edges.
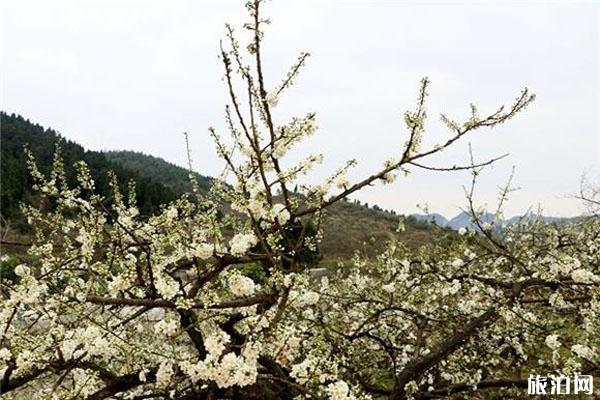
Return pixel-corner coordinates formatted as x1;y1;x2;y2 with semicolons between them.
1;0;599;218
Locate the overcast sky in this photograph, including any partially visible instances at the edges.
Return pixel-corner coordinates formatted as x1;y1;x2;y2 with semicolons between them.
2;0;599;217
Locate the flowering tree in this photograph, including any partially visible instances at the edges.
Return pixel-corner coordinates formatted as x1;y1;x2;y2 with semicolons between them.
2;1;597;399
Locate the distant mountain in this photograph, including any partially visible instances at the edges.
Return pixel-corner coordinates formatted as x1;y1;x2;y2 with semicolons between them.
447;211;495;230
506;213;564;225
410;210;568;231
410;213;448;227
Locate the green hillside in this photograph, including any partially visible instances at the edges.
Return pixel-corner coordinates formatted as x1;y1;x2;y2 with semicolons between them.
321;200;434;267
105;150;212;196
0;112;184;225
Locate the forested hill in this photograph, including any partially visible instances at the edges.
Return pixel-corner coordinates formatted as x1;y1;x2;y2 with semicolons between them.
1;112;435;264
105;150;212;195
0;112;194;223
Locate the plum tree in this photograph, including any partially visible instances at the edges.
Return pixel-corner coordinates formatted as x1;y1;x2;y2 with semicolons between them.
2;1;597;399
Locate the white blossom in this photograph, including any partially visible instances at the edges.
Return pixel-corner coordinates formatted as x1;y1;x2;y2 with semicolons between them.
193;243;213;259
146;308;166;321
205;332;230;357
166;207;179;220
266;92;279;107
0;348;11;361
229;274;256;297
156;275;180;299
333;174;349;189
14;264;30;277
230;233;259;256
451;258;464;268
381;172;397;184
545;334;560;350
156;362;174;387
271;203;291;225
155;319;179;336
382;282;396;293
298;291;320;306
571;268;596;283
326;380;355;400
571;344;595;359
